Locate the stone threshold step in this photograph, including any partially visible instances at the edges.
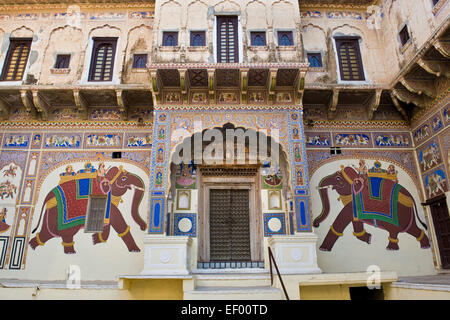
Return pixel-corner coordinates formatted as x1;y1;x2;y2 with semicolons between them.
186;286;280;294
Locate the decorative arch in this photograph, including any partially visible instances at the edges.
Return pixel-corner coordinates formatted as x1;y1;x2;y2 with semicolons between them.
10;26;34;38
158;0;183;29
244;0;268;28
166;122;293;198
186;0;209;29
213;0;241;13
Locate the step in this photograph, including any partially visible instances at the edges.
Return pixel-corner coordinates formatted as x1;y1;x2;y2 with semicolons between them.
193;273;272;288
184;286;283;300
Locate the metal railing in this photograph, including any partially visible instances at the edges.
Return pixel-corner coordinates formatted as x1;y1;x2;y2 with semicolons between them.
268;246;290;300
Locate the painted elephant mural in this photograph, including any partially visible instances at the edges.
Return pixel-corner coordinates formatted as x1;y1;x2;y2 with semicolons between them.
29;163;147;254
313;161;430;251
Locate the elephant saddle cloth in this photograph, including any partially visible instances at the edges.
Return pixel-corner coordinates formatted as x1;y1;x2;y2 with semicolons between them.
50;178;111;231
352;177;411;227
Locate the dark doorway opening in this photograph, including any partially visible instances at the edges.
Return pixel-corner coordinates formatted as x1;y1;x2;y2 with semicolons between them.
350;286;385;300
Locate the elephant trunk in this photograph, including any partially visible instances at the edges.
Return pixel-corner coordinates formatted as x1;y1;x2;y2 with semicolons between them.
131;178;147;231
313;178;331;228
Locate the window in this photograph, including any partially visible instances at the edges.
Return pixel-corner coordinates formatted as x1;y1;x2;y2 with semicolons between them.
190;31;206;47
54;54;71;69
88;37;117;82
217;16;239;63
1;38;32;81
85;196;108;233
307;53;323;68
335;37;365;81
250;32;266;46
132;54;147;69
162;32;178;46
277;31;294;46
399;25;411;47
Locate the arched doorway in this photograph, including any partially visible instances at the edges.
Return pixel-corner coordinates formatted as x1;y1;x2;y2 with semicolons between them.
167;124;291;269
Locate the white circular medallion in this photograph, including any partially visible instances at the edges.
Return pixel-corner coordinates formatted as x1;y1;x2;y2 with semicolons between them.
159;250;172;263
178;217;193;233
268;217;282;232
291;249;302;261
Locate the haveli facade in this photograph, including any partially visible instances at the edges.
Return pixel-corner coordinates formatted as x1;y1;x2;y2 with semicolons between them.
0;0;448;300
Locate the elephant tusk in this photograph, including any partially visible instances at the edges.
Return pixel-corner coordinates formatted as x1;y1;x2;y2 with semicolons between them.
316;186;332;190
132;186;145;192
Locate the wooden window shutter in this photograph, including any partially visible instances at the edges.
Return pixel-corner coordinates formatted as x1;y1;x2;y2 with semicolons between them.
54;54;71;69
85;196;108;232
88;38;117;82
335;37;365;81
1;38;32;81
217;16;239;63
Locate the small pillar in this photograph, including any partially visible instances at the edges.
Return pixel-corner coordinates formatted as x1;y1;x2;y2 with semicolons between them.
141;236;192;276
268;233;322;274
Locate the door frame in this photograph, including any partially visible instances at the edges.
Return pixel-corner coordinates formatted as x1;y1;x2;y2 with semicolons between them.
197;169;262;263
213;14;243;63
424;194;450;269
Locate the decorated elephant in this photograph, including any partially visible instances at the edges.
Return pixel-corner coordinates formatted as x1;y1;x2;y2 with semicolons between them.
313;163;430;251
29;164;147;254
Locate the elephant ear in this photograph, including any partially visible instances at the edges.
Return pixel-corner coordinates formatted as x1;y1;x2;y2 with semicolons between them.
344;166;359;180
105;166;119;181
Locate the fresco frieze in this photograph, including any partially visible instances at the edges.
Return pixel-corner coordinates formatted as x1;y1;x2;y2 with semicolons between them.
313;160;430;252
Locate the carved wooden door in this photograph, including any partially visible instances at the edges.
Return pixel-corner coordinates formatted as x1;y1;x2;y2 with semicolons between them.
216;16;239;63
209;189;251;262
430;196;450;269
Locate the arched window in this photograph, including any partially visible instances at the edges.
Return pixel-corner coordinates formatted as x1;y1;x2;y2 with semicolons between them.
251;32;266;46
307;53;323;68
217;16;238;63
163;32;178;47
191;32;206;47
278;31;293;46
88;38;117;82
335;37;365;81
1;38;32;81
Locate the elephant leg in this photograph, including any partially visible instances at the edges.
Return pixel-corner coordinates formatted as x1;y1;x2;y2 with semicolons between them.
61;234;76;254
29;223;54;250
110;206;140;252
406;223;431;249
92;224;111;245
352;220;371;245
319;204;353;252
29;210;55;250
386;230;400;251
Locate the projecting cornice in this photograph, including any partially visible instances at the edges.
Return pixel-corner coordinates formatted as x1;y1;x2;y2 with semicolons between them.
0;0;154;10
299;0;379;10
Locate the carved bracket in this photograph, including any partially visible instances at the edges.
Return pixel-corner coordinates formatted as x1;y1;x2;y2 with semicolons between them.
32;90;50;121
327;88;339;120
367;89;382;120
116;89;128;121
400;77;436;98
20;90;37;119
73;89;88;120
